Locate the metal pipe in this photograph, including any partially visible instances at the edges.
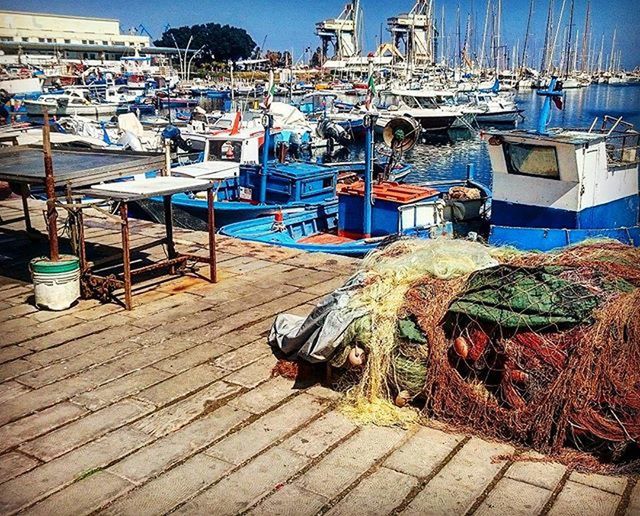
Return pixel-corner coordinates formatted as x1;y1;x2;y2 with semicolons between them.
42;110;59;261
536;76;558;134
363;113;375;238
119;202;132;310
259;113;272;204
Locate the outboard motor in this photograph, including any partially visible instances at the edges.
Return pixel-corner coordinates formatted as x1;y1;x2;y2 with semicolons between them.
316;119;352;149
161;125;192;152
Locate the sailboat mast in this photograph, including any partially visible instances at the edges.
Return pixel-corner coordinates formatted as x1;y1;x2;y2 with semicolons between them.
496;0;502;71
608;28;617;73
580;0;590;72
564;0;574;77
540;0;553;73
597;33;604;73
550;0;567;72
353;0;362;56
520;0;534;72
480;0;491;70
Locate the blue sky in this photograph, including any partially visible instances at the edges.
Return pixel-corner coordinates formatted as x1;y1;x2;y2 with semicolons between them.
3;0;639;68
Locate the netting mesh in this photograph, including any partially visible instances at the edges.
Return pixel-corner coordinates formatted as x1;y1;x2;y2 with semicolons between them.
320;238;640;472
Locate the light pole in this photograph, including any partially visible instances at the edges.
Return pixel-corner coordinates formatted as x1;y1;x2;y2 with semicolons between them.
187;45;206;81
170;33;183;79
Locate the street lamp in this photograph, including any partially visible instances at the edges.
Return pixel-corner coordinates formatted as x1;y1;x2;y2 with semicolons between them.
186;45;206;82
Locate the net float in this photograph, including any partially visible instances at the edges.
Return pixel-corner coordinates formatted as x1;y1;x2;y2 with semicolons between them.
395;390;411;407
348;345;366;367
453;336;469;359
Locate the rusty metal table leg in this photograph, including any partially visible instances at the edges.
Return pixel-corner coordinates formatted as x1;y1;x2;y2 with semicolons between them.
120;202;132;310
163;194;176;274
207;187;217;283
77;205;88;273
20;184;33;233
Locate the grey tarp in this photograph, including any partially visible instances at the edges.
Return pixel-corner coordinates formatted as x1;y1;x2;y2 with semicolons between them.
268;273;366;363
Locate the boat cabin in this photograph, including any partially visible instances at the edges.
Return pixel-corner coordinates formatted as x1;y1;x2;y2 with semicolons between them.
238;161;339;205
487;118;640;249
337;181;443;238
172;131;262;181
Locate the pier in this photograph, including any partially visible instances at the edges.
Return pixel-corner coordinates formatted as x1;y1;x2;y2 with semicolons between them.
0;197;637;515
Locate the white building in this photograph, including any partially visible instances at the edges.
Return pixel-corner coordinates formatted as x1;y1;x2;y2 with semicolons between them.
0;10;176;64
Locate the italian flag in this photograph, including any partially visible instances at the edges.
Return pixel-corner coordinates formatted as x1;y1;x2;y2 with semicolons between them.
365;73;376;110
264;70;276;110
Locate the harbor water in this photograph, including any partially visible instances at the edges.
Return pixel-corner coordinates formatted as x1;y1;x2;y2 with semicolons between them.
402;84;640;188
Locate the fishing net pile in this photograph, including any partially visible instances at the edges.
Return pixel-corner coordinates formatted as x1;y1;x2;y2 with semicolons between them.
271;238;640;471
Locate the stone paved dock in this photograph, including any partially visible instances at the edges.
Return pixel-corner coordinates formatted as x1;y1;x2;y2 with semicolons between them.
0;197;638;515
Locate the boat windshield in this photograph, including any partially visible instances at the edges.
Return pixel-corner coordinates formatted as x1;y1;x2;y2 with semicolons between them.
209;140;243;162
503;142;560;179
402;95;439;109
211;118;233;130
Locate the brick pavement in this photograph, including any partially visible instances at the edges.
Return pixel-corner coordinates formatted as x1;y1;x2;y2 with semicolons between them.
0;198;636;515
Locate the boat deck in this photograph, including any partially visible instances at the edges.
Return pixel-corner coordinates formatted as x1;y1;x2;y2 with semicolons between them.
0;196;637;515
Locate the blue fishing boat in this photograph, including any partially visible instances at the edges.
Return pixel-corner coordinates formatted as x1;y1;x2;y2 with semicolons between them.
220;116;490;256
169;160;342;226
486;77;640;250
151;114;413;227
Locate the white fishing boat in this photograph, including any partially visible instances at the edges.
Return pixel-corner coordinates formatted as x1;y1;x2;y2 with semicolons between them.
24;90;119;117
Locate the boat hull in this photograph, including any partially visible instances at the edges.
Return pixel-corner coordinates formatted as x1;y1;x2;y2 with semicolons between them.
489;225;640;251
167;193;296;227
24;102;118;116
475;110;523;124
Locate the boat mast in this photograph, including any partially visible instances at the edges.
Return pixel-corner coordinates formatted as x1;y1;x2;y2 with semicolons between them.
580;0;590;72
496;0;502;71
563;0;574;77
549;0;567;73
353;0;362;56
520;0;534;73
479;0;491;70
597;33;604;73
608;28;617;73
540;0;553;73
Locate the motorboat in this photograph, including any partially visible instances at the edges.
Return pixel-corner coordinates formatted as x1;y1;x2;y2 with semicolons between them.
377;89;476;133
24;89;118;116
460;91;524;125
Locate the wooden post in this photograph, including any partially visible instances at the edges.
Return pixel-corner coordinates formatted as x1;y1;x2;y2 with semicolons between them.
42;110;59;261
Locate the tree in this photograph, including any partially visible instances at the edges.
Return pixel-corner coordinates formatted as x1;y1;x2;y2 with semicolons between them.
310;46;323;68
154;23;256;63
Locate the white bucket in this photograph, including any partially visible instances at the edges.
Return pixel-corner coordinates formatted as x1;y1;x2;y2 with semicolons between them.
30;256;80;311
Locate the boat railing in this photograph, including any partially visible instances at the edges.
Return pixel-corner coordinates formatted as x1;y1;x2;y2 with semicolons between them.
586;116;640;166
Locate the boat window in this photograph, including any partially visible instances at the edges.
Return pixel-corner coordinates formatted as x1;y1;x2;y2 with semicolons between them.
212;118;233;130
189;139;206;153
503;143;560;179
209;140;242;162
402;96;421;109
